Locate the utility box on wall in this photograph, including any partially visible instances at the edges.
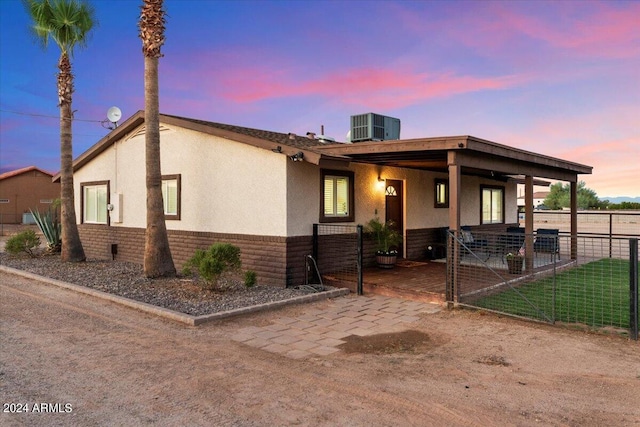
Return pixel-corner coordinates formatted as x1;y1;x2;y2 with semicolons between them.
109;193;123;223
350;113;401;142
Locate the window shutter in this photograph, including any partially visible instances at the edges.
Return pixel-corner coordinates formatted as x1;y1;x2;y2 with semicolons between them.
336;177;348;215
165;180;177;214
324;177;334;215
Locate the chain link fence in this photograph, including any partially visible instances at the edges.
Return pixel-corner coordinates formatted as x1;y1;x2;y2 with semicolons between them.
448;229;639;339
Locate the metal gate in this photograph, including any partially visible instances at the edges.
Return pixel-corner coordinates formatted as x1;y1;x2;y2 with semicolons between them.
447;229;639;339
313;224;363;295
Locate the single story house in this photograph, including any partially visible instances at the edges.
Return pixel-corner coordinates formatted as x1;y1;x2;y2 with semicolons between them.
63;111;592;287
517;191;550;209
0;166;60;224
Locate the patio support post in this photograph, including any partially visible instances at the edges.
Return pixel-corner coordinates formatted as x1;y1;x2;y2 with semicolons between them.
630;238;638;341
524;176;534;272
570;181;578;260
447;152;461;303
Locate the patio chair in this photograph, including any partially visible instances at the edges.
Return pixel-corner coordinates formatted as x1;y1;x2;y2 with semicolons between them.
503;227;525;253
460;226;489;260
534;228;559;260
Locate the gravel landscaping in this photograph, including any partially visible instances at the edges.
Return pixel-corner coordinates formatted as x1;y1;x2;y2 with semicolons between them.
0;252;324;316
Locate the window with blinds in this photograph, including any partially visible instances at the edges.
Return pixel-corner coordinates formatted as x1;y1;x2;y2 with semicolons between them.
320;169;354;223
434;178;449;208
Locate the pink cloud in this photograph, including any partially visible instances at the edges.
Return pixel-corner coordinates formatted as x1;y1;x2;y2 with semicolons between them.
408;1;640;61
212;66;523;110
494;2;640;59
499;109;639;196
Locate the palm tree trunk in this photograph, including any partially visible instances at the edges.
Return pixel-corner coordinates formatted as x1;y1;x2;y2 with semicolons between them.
58;53;85;262
143;54;175;277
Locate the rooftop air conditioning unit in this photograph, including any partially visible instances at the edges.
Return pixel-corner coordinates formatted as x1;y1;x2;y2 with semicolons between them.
350;113;400;142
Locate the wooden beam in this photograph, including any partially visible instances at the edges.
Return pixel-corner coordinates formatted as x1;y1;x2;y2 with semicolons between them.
447;151;461;303
571;181;578;260
454;151;582;182
524;176;534;272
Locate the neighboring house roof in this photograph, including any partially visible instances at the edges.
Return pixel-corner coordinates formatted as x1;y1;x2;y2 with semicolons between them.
0;165;54;180
518;192;550;199
60;110;592;183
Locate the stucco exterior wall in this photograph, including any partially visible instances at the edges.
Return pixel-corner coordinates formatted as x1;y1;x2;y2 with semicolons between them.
286;160;320;236
0;170;60;224
74;124;289;236
283;159;517;237
74;124;518;239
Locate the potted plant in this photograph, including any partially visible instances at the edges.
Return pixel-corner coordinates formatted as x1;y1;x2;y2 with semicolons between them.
365;217;402;269
505;252;524;274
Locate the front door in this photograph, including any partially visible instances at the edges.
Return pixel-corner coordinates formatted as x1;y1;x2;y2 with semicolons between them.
385;179;404;257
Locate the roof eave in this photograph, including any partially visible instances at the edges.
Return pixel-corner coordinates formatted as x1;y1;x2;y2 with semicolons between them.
53;111;146;182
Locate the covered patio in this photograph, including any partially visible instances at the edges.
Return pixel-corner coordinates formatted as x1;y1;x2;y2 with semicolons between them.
317;136;592;302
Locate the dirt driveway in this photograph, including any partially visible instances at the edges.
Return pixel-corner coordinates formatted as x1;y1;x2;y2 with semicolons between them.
1;271;639;426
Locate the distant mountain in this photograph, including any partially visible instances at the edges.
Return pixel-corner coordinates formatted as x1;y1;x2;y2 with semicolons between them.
601;196;640;204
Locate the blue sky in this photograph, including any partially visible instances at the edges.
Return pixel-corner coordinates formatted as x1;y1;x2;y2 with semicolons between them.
1;0;638;197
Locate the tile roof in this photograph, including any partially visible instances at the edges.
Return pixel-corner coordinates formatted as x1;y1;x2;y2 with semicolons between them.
0;165;54;180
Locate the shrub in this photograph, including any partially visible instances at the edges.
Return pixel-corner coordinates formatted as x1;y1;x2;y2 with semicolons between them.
183;243;242;290
244;270;257;288
5;230;41;257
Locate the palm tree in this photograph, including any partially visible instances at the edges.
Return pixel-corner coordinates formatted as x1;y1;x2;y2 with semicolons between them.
23;0;95;262
139;0;175;277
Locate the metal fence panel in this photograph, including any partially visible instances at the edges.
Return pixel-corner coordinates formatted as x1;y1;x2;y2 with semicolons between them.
313;224;362;294
532;211;640;238
449;230;639;339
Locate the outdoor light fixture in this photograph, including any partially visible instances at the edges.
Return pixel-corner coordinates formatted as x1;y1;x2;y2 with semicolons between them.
378;175;385;182
290;151;304;162
271;145;282;153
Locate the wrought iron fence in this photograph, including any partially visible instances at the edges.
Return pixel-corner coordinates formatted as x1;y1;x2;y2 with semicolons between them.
447;229;639;339
313;224;363;295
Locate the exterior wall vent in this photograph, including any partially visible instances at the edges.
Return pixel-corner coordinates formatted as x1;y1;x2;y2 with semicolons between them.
350;113;400;142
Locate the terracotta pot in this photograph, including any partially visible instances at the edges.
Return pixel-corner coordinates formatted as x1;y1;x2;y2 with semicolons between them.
376;254;397;269
507;257;523;274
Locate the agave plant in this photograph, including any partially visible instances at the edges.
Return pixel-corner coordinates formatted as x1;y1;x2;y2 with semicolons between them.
30;206;62;253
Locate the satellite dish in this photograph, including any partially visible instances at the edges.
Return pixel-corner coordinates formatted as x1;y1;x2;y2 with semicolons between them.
106;106;122;125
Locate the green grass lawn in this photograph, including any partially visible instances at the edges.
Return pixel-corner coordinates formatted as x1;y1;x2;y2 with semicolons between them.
474;258;636;329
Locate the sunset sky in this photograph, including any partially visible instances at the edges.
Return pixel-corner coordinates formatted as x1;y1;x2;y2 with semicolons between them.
1;0;638;197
